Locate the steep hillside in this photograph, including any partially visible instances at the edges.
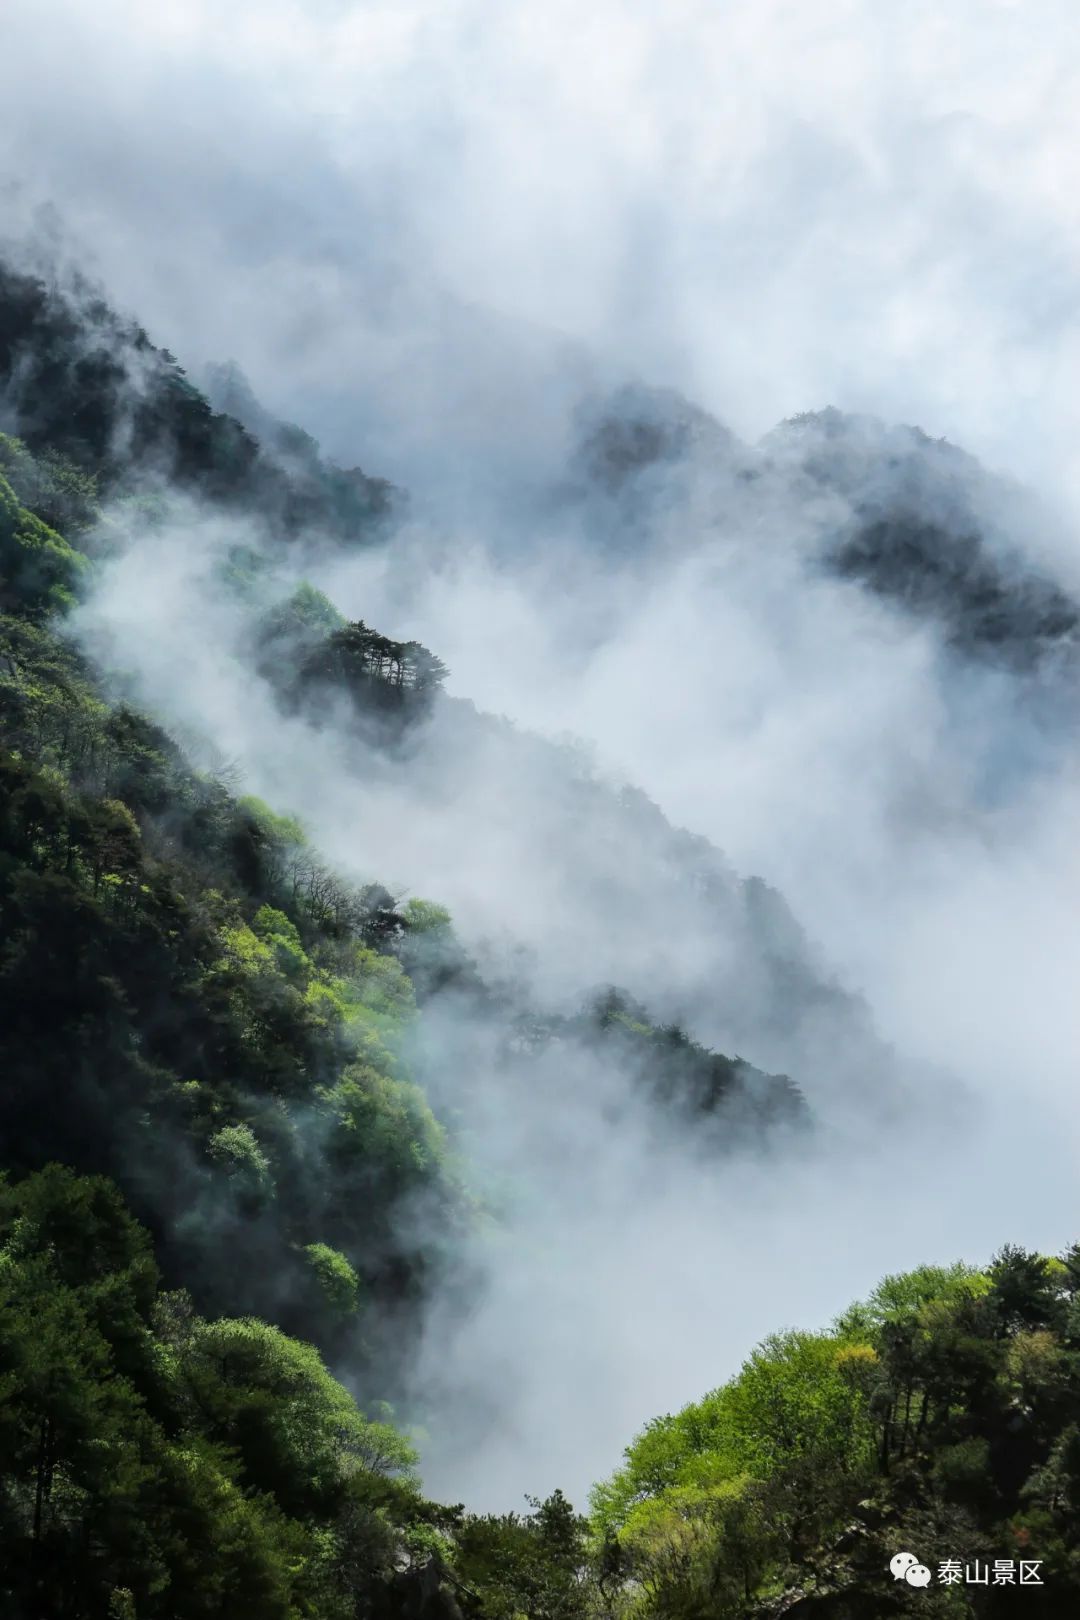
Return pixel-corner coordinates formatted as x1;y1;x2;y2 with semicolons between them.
2;254;871;1109
0;256;812;1383
4;253;1076;1618
0;259;398;544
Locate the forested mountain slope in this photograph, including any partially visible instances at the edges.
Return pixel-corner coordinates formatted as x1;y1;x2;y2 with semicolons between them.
1;252;882;1110
0;427;805;1356
2;253;1078;1618
6;1166;1079;1616
0;257;806;1614
0;259;398;545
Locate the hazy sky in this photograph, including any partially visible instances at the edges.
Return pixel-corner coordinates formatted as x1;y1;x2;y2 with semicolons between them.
3;0;1080;502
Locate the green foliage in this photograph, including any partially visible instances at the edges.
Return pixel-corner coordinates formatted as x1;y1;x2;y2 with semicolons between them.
0;1167;427;1619
318;1063;448;1210
835;1261;990;1337
207;1124;274;1205
282;618;451;727
275;580;345;637
14;257;1080;1620
252;583;348;689
0;261;398;540
504;989;809;1145
238;795;307;850
0;607;466;1365
0;467;88;612
591;1329;873;1561
591;1247;1080;1616
401;898;453;936
180;1314;418;1512
304;1243;362;1318
0;431;101;534
454;1491;595;1620
252;902;309;978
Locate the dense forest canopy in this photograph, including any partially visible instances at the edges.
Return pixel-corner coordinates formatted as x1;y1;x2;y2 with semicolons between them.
1;250;1079;1619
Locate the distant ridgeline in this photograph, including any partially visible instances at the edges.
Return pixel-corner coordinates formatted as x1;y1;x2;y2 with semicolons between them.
771;407;1080;669
502;988;808;1150
570;386;1080;671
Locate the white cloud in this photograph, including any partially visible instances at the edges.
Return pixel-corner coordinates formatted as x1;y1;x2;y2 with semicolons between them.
4;0;1080;496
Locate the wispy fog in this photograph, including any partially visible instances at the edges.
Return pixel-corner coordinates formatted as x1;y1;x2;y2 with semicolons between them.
5;0;1080;1508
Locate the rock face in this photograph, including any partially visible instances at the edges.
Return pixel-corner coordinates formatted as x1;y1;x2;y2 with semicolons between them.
378;1555;465;1620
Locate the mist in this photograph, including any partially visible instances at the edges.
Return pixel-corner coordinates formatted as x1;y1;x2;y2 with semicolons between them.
4;0;1080;500
5;0;1080;1514
67;422;1080;1507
